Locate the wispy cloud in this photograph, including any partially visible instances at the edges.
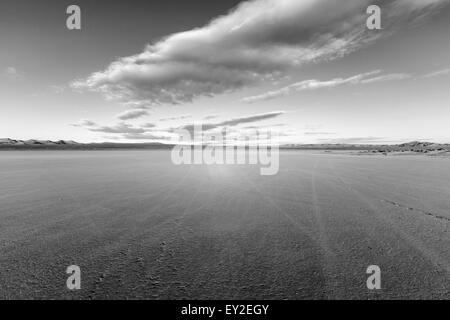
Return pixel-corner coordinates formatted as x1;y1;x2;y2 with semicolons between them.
88;123;147;134
50;85;66;94
32;84;67;97
71;110;286;143
203;114;220;121
212;111;286;127
158;115;192;122
71;119;97;127
122;132;172;140
141;122;156;129
2;67;25;81
180;111;286;133
317;136;388;144
422;68;450;78
71;0;448;107
242;70;412;103
71;118;173;141
360;73;411;84
116;109;149;121
304;132;336;136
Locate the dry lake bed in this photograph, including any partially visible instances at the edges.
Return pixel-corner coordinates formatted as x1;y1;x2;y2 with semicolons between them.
0;150;449;299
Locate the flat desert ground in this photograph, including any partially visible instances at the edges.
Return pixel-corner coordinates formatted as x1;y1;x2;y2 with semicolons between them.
0;150;449;299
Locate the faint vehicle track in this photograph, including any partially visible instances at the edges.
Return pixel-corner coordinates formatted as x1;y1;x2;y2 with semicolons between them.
325;160;450;277
381;199;450;223
310;162;343;299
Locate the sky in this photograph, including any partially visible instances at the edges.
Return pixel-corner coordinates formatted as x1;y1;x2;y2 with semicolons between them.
1;0;450;144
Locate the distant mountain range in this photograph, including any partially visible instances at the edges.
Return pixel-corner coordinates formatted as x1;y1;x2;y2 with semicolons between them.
282;141;450;153
0;139;449;152
0;139;172;150
0;138;79;146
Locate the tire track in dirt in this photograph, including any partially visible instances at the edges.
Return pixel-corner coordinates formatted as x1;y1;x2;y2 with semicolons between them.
310;161;344;299
86;167;196;299
325;160;450;277
381;200;450;223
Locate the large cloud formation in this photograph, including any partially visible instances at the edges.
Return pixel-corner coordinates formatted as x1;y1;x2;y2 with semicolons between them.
72;0;448;107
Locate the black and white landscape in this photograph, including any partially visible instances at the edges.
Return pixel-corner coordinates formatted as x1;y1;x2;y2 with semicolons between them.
0;0;449;300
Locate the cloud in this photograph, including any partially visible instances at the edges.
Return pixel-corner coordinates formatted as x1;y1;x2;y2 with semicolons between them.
304;132;335;135
74;112;285;140
242;70;411;103
88;123;147;134
213;111;285;127
203;114;220;120
71;0;448;107
32;84;67;97
141;122;156;129
317;136;388;144
244;123;287;130
158;115;192;122
3;67;25;81
71;119;97;127
180;111;286;133
122;133;172;140
71;118;173;141
116;109;149;120
50;85;66;94
360;73;412;84
422;68;450;78
5;67;18;76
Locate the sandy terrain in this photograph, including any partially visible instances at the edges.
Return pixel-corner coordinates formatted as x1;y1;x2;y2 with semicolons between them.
0;150;449;299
